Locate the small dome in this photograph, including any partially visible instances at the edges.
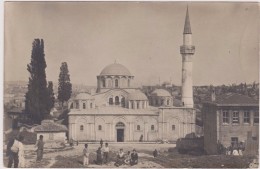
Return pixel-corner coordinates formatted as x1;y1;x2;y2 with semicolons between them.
128;91;148;100
100;63;131;76
75;92;93;100
151;89;171;97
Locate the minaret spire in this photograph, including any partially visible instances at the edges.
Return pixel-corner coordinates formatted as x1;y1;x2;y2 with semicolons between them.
183;6;192;34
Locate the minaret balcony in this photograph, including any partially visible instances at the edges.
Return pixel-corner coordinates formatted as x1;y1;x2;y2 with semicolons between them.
180;45;195;54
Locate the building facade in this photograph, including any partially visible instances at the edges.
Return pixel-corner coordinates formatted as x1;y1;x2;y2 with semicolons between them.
203;93;259;154
68;8;196;142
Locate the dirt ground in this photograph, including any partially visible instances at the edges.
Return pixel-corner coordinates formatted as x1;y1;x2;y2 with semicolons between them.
3;143;257;168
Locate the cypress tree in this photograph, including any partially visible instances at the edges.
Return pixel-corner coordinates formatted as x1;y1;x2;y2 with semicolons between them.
25;39;49;124
58;62;72;108
47;81;55;112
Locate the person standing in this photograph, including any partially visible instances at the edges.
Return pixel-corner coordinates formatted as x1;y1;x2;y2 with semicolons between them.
35;135;44;162
95;147;103;165
100;139;103;147
8;135;24;168
153;149;158;158
103;143;109;164
83;144;89;166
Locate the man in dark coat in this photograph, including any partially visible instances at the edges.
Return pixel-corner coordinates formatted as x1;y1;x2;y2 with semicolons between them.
130;149;138;166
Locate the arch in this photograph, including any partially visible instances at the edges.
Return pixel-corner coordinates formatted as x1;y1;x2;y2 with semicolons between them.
115;122;125;128
115;96;120;105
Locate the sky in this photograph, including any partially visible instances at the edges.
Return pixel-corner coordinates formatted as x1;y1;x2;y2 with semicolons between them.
4;2;259;87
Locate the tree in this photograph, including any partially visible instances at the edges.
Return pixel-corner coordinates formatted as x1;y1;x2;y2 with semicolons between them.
58;62;72;108
47;81;55;112
25;39;49;124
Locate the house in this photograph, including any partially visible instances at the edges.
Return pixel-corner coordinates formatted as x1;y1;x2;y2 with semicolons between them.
33;120;68;142
203;93;259;154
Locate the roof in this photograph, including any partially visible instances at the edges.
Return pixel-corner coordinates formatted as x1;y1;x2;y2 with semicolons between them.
69;106;158;115
128;91;148;100
74;92;94;100
34;120;67;132
206;93;259;106
151;89;171;97
100;63;132;76
183;6;192;34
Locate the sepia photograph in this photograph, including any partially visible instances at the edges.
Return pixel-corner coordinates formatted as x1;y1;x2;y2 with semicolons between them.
3;1;259;168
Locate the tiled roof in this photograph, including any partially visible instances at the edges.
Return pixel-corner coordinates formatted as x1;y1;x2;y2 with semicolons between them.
206;93;259;106
69;106;159;115
34;120;67;132
128;91;148;100
151;89;171;97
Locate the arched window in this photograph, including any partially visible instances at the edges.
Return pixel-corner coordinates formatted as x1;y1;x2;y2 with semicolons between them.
102;79;106;88
137;125;140;131
115;96;119;105
76;102;79;109
109;98;113;105
131;101;134;109
161;99;164;106
90;103;93;108
70;103;73;109
98;125;102;130
172;125;175;130
151;125;155;131
167;99;170;105
115;79;119;88
121;97;125;107
137;101;140;109
128;79;130;87
83;103;86;109
80;125;84;131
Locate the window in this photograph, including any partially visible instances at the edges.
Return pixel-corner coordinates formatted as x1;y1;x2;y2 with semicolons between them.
121;98;125;107
137;125;140;131
98;125;102;130
172;125;175;130
254;111;259;124
70;103;73;109
244;111;250;124
109;98;113;105
115;79;119;88
76;102;79;109
83;103;86;109
102;79;106;87
80;125;84;131
232;111;239;124
151;125;155;131
115;96;119;105
49;133;54;140
223;111;229;124
137;101;140;109
161;99;164;105
167;99;170;105
231;137;238;146
131;101;134;109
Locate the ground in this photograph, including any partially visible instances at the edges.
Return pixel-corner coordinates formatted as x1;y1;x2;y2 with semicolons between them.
3;143;258;168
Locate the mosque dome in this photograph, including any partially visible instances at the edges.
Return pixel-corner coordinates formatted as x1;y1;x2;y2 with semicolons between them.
128;91;148;100
151;89;171;97
100;63;131;76
75;92;94;100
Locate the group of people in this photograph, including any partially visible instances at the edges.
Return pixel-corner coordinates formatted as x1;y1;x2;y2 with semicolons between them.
114;148;138;167
226;142;245;156
7;134;45;168
82;139;139;167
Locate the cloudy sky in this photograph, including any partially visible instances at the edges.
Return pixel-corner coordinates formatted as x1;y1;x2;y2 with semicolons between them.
4;2;259;86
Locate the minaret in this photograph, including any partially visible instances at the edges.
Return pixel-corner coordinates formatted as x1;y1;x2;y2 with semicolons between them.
180;7;195;108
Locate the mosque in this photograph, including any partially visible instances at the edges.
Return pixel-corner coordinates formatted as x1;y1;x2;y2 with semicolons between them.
68;8;196;142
